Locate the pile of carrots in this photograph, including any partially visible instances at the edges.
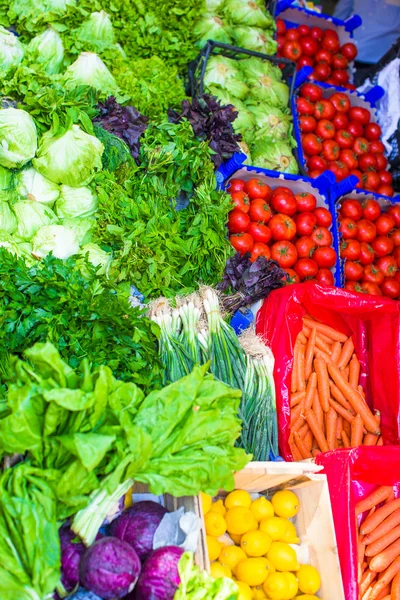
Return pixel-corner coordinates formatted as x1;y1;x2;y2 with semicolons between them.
289;315;382;460
357;486;400;600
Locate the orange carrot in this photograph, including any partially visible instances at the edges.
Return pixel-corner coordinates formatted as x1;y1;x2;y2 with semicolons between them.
362;500;400;535
364;509;400;545
291;391;306;407
356;487;393;516
336;414;343;440
359;384;367;399
305;327;316;380
365;525;400;557
343;366;350;381
297;342;306;393
304;372;317;412
344;418;351;438
298;332;308;345
391;571;400;599
291;341;299;394
291;415;306;434
328;363;380;434
312;448;321;457
385;489;395;504
313;389;325;433
326;406;337;450
370;557;400;600
342;429;351;447
331;341;342;364
305;408;329;452
351;414;364;447
330;381;355;412
314;357;330;412
338;336;355;369
378;437;384;446
370;539;400;572
303;318;347;342
349;354;361;388
361;570;378;596
375;587;391;600
329;397;355;424
290;442;303;462
315;336;333;356
294;431;312;459
364;432;379;446
303;324;333;348
291;402;302;425
297;422;309;439
315;348;336;365
304;429;313;452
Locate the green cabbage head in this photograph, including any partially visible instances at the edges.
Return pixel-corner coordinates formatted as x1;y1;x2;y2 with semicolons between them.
16;167;60;207
0;108;37;169
64;52;119;97
76;11;115;51
0;26;24;74
27;28;64;75
55;185;98;219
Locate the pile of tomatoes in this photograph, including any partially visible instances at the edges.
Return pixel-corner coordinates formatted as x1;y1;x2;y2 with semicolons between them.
339;197;400;298
276;18;357;87
227;177;338;285
296;83;394;196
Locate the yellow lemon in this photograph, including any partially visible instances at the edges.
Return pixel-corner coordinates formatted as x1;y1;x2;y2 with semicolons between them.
219;545;247;572
267;542;300;572
210;562;232;579
259;517;289;541
226;507;258;536
263;572;299;600
241;530;272;557
201;492;212;515
296;565;321;595
271;491;300;519
230;533;243;545
225;490;252;510
207;536;223;561
210;499;227;516
299;596;322;600
251;497;274;522
281;521;300;545
205;511;227;537
252;586;268;598
235;581;253;600
236;558;275;587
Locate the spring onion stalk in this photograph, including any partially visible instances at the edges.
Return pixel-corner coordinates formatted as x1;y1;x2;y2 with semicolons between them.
178;297;202;365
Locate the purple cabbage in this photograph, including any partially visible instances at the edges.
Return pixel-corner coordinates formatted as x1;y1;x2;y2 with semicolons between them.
134;546;184;600
59;526;86;593
79;536;141;600
109;501;167;562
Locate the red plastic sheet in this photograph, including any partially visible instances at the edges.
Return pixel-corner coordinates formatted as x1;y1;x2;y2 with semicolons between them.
256;282;400;460
316;447;400;600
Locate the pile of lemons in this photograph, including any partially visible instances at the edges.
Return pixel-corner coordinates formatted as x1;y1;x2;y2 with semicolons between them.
201;489;322;600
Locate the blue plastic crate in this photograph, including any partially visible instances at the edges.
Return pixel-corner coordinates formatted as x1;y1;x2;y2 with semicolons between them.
275;2;362;36
217;154;342;286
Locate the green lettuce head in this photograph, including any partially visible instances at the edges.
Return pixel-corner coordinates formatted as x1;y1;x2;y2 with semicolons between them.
10;0;75;22
251;137;298;174
55;185;98;219
204;56;248;100
32;224;79;259
231;26;277;54
33;124;103;187
0;108;37;169
0;200;17;234
0;232;20;257
61;216;96;245
223;0;275;29
16;167;60;207
249;105;292;139
64;52;119;97
244;69;289;107
78;243;112;278
76;10;115;51
194;15;232;48
0;26;24;74
205;0;225;10
240;56;282;82
14;200;57;240
27;28;64;75
0;165;12;190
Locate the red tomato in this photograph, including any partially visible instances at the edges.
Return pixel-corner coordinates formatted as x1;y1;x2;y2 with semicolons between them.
362;199;381;221
335;129;354;149
374;154;388;171
353;137;369;155
294;257;318;280
229;233;254;254
396;271;400;284
359;242;375;265
244;178;272;200
328;160;349;181
376;255;397;278
300;83;323;102
332;69;349;85
296;212;317;236
340;149;358;170
312;226;333;247
345;83;357;91
394;247;400;268
313;246;337;268
344;260;364;281
276;18;286;35
362;171;381;191
250;242;271;263
295;191;317;212
332;54;349;70
333;112;349;129
286;28;300;41
356;219;376;243
313;207;332;227
322;32;340;54
228;209;250;233
350;169;363;187
387;206;400;227
308;169;324;179
308;155;328;171
300;36;319;56
362;264;384;285
283;41;302;61
303;133;323;156
297;56;315;69
295;236;316;258
271;192;297;216
339;217;358;239
271;186;294;198
345;281;362;293
277;35;286;52
381;278;400;299
340;239;361;260
316;119;336;139
377;184;394;197
315;49;333;65
362;282;382;295
227;179;246;193
299;115;317;133
349;106;371;126
375;213;395;235
369;140;385;154
347;121;364;138
231;191;250;213
271;241;298;268
297;97;315;116
341;42;358;61
298;24;310;37
379;170;393;185
322;139;340;161
358;152;378;172
371;235;394;257
284;268;300;285
269;214;296;241
341;198;363;221
310;26;323;42
389;229;400;247
247;222;272;244
313;62;332;82
314;99;336;120
364;122;382;141
248;199;272;223
316;268;334;286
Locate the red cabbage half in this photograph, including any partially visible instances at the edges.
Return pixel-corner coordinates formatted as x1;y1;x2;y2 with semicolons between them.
134;546;184;600
59;526;86;593
109;501;167;561
79;536;141;600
